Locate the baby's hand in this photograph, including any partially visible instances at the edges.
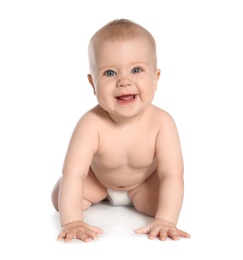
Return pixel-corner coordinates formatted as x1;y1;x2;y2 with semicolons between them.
134;219;190;241
57;220;103;243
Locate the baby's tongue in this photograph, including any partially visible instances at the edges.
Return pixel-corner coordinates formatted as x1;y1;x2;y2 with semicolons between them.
118;95;134;101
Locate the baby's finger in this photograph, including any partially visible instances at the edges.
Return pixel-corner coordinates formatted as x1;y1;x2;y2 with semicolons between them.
134;226;150;234
76;231;92;242
148;227;161;240
167;229;179;240
159;229;168;241
178;230;191;238
89;226;103;234
84;229;99;241
64;231;74;243
57;231;67;241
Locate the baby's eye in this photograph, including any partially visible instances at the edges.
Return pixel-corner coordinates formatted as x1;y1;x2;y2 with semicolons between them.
131;67;142;74
105;70;116;77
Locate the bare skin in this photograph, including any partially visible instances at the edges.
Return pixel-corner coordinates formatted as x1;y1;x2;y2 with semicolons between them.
51;19;190;242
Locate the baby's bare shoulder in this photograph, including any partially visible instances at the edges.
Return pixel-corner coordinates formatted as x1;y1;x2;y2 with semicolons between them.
76;105;107;126
150;105;175;125
68;106;108;150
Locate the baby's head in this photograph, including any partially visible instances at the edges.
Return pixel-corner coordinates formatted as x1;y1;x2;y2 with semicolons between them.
88;19;157;76
87;19;160;119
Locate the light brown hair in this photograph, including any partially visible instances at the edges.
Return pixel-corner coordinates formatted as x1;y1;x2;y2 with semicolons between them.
88;19;157;71
90;19;156;44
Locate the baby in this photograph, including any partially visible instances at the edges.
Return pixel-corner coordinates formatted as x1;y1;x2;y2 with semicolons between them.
51;18;190;242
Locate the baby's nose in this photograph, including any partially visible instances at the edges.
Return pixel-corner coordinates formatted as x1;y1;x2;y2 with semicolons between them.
117;77;132;87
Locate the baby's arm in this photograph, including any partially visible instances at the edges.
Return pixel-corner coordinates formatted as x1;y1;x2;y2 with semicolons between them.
135;112;190;240
57;113;101;242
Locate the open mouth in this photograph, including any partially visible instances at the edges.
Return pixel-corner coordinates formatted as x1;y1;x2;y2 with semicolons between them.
115;94;136;102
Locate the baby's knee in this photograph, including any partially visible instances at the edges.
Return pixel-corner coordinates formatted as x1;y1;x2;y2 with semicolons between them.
51;189;59;211
51;179;61;211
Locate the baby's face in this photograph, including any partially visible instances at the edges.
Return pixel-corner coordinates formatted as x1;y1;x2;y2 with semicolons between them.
88;37;160;120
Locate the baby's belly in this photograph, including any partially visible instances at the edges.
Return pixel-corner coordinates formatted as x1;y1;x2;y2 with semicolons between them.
91;161;157;191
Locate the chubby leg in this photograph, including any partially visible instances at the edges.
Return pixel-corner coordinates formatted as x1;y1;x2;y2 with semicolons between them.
51;168;107;212
128;170;159;217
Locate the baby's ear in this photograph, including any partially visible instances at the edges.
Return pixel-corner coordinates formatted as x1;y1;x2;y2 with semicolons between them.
87;74;96;95
154;69;161;91
155;69;161;81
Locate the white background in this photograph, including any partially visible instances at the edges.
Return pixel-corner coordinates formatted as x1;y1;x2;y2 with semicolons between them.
0;0;242;259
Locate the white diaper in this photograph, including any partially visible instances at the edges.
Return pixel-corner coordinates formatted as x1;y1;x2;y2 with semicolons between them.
107;189;133;206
